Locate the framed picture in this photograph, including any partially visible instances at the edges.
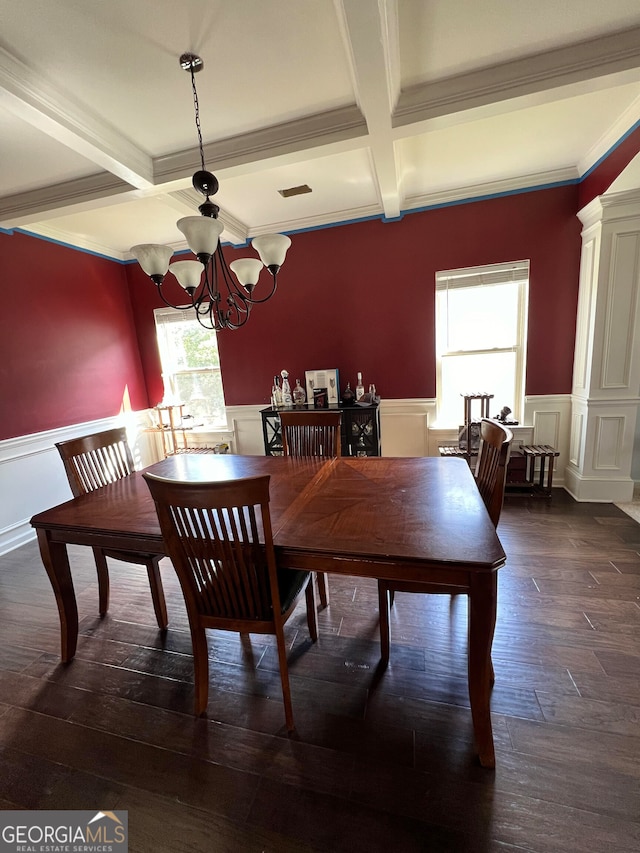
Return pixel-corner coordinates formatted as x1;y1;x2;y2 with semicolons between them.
305;369;339;405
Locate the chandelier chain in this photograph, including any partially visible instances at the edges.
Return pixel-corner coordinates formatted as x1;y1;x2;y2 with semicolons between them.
189;66;207;175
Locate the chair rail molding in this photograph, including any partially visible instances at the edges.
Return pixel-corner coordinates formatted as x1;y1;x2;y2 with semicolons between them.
0;411;157;556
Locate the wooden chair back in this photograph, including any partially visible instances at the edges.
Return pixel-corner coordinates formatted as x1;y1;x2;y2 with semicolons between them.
56;427;135;497
56;426;168;631
143;471;317;726
474;418;513;528
280;410;342;458
143;473;280;625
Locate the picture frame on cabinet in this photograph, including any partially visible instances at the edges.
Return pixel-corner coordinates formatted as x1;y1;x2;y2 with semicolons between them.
305;369;339;405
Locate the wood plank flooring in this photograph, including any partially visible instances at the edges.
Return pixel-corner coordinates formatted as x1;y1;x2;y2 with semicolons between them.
0;490;639;852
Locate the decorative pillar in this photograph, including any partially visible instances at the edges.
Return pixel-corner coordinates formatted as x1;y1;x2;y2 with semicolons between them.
566;190;640;502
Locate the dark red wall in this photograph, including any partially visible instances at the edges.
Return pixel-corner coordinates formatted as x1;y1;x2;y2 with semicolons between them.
0;231;148;440
0;180;606;443
128;184;582;406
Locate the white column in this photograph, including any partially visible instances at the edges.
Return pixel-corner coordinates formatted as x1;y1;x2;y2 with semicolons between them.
565;190;640;502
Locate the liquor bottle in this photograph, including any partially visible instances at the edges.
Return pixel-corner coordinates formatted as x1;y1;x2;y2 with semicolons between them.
292;379;306;406
355;372;365;401
369;383;377;401
281;370;292;406
272;375;283;408
342;382;354;406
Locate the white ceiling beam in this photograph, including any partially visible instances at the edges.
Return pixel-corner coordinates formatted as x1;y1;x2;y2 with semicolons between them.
154;105;368;184
394;26;640;130
335;0;402;220
0;46;154;190
0;172;140;228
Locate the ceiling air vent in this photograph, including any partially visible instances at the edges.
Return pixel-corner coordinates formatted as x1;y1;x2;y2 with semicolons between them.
278;184;312;198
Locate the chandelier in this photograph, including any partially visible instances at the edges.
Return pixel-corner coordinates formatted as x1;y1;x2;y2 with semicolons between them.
130;53;291;331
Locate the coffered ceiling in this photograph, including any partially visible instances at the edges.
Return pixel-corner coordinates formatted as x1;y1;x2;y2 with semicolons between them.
1;0;640;260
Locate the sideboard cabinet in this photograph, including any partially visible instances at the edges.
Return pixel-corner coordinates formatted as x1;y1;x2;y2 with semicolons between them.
260;403;381;457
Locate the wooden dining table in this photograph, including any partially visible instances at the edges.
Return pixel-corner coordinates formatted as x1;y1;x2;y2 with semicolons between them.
31;453;506;767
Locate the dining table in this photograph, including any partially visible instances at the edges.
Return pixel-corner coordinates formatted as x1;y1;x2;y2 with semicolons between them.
30;453;506;767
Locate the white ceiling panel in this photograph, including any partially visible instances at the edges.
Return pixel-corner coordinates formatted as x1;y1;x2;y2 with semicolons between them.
399;0;640;84
0;107;97;195
400;81;640;204
215;149;380;232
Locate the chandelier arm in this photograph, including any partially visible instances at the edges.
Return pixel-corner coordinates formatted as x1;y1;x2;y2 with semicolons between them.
217;241;250;300
201;257;220;305
193;310;222;332
224;300;252;330
243;272;278;305
189;253;251;330
155;284;196;311
216;239;277;306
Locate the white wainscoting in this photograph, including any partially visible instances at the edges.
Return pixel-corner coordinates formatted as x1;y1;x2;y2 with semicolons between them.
0;394;576;556
0;411;160;556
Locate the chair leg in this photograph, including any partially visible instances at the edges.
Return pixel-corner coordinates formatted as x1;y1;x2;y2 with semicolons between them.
316;572;329;608
92;548;110;617
190;627;209;716
378;582;391;667
145;558;169;631
305;577;318;643
274;622;296;732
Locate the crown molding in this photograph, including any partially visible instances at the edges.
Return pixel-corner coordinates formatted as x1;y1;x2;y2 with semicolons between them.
21;222;127;261
578;99;640;177
12;165;584;260
394;27;640;129
403;167;579;213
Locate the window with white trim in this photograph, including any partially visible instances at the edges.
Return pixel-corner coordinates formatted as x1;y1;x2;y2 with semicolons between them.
435;261;529;427
154;307;227;427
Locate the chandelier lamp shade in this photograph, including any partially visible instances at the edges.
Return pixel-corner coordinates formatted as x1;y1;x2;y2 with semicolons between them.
130;53;291;331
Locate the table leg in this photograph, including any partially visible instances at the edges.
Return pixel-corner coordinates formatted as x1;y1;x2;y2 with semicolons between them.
468;571;497;768
36;529;78;662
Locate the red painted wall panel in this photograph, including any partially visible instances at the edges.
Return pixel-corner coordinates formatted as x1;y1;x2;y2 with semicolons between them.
0;231;148;441
128;184;582;406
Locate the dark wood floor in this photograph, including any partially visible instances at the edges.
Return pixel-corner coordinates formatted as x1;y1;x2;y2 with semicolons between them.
0;490;639;852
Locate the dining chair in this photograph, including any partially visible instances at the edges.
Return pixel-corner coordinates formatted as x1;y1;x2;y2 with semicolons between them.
279;409;342;607
143;471;318;729
55;427;168;630
378;418;513;668
279;410;342;459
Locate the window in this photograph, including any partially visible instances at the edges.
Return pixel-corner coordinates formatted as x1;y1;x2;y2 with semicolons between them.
435;261;529;426
154;308;226;427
